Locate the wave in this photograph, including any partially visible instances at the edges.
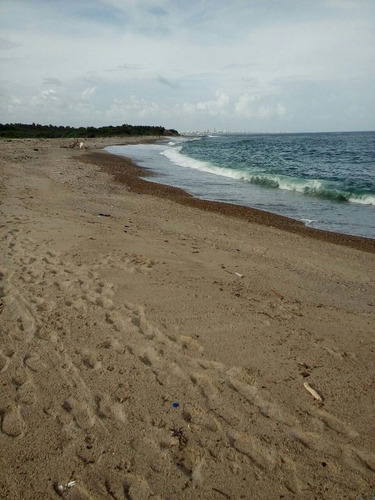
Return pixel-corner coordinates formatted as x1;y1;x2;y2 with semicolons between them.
301;218;317;226
160;146;375;206
160;146;249;181
349;194;375;205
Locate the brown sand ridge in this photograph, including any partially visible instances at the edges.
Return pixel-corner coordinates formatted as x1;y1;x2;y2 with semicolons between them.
0;137;374;499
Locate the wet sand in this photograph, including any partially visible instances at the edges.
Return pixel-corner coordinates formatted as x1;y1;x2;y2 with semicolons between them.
80;149;374;254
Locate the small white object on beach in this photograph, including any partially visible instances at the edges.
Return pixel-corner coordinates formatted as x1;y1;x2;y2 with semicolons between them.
234;272;244;278
79;141;84;149
303;382;323;402
57;480;76;493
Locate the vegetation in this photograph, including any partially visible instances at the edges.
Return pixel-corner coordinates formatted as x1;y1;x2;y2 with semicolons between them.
0;122;179;139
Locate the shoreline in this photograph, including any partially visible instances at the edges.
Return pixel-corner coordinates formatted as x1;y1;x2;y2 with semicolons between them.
79;148;375;254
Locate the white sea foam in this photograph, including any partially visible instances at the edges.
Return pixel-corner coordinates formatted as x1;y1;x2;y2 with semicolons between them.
348;194;375;206
160;145;375;207
109;133;375;239
160;146;245;180
301;218;317;226
161;147;326;195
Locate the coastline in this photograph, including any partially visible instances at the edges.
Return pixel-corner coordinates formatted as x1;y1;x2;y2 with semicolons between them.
1;137;374;499
80;148;375;254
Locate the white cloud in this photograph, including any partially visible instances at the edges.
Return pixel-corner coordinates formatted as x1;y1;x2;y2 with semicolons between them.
234;94;258;117
0;93;21;115
232;93;287;120
31;89;59;106
157;75;179;89
81;87;96;100
196;92;230;116
43;77;63;87
0;37;21;50
0;0;374;131
276;103;287;117
106;96;163;122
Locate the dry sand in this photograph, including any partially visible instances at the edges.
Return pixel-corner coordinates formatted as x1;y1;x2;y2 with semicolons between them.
0;137;374;499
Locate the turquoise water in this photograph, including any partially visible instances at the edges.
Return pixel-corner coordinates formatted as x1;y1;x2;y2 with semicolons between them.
107;132;375;239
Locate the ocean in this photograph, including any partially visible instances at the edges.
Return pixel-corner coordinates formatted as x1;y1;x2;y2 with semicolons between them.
106;132;375;240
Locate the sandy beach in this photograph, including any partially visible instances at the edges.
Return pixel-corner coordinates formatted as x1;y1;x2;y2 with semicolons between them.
0;137;374;499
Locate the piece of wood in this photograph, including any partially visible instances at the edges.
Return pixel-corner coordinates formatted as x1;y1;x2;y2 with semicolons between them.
303;382;323;402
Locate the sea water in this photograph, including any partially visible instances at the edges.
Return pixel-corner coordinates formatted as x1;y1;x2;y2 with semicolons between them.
106;132;375;239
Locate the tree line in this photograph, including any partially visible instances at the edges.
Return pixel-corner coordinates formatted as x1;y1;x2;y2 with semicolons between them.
0;123;179;139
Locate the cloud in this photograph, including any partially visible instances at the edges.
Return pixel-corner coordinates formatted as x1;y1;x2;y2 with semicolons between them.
106;96;163;122
326;0;359;9
276;103;287;117
81;87;96;100
0;92;22;115
115;63;144;71
43;77;63;87
233;93;287;119
31;89;60;107
196;92;230;116
147;5;168;17
157;75;179;89
0;0;374;131
0;37;20;50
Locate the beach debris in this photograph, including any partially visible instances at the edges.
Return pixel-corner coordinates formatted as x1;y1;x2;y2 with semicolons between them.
65;139;85;149
98;213;111;217
170;427;188;449
212;487;231;499
270;289;284;299
303;382;323;402
298;362;310;377
56;480;76;494
172;402;179;408
234;272;244;278
68;139;80;148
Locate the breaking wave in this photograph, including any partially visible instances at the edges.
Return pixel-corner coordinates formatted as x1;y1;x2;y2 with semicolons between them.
160;146;375;206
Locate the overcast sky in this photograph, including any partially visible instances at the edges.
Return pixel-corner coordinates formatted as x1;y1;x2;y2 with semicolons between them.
1;0;374;133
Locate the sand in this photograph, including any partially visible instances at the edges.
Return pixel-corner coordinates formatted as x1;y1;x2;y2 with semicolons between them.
0;137;374;500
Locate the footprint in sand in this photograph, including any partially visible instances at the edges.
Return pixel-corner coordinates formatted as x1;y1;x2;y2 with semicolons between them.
0;351;9;372
81;349;102;370
189;372;219;401
24;353;46;372
123;474;156;500
0;405;26;438
311;408;359;438
15;381;37;406
227;429;279;471
62;396;96;431
342;446;375;475
4;294;38;342
120;253;157;273
82;281;115;310
182;402;220;432
95;394;126;423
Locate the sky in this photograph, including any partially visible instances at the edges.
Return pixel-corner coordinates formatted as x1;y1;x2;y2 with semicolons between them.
0;0;374;133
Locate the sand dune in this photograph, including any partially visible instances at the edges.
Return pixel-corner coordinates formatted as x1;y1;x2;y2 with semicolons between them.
0;138;374;499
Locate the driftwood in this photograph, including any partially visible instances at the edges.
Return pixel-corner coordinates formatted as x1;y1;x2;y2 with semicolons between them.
303;381;323;402
66;139;84;149
60;140;85;149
